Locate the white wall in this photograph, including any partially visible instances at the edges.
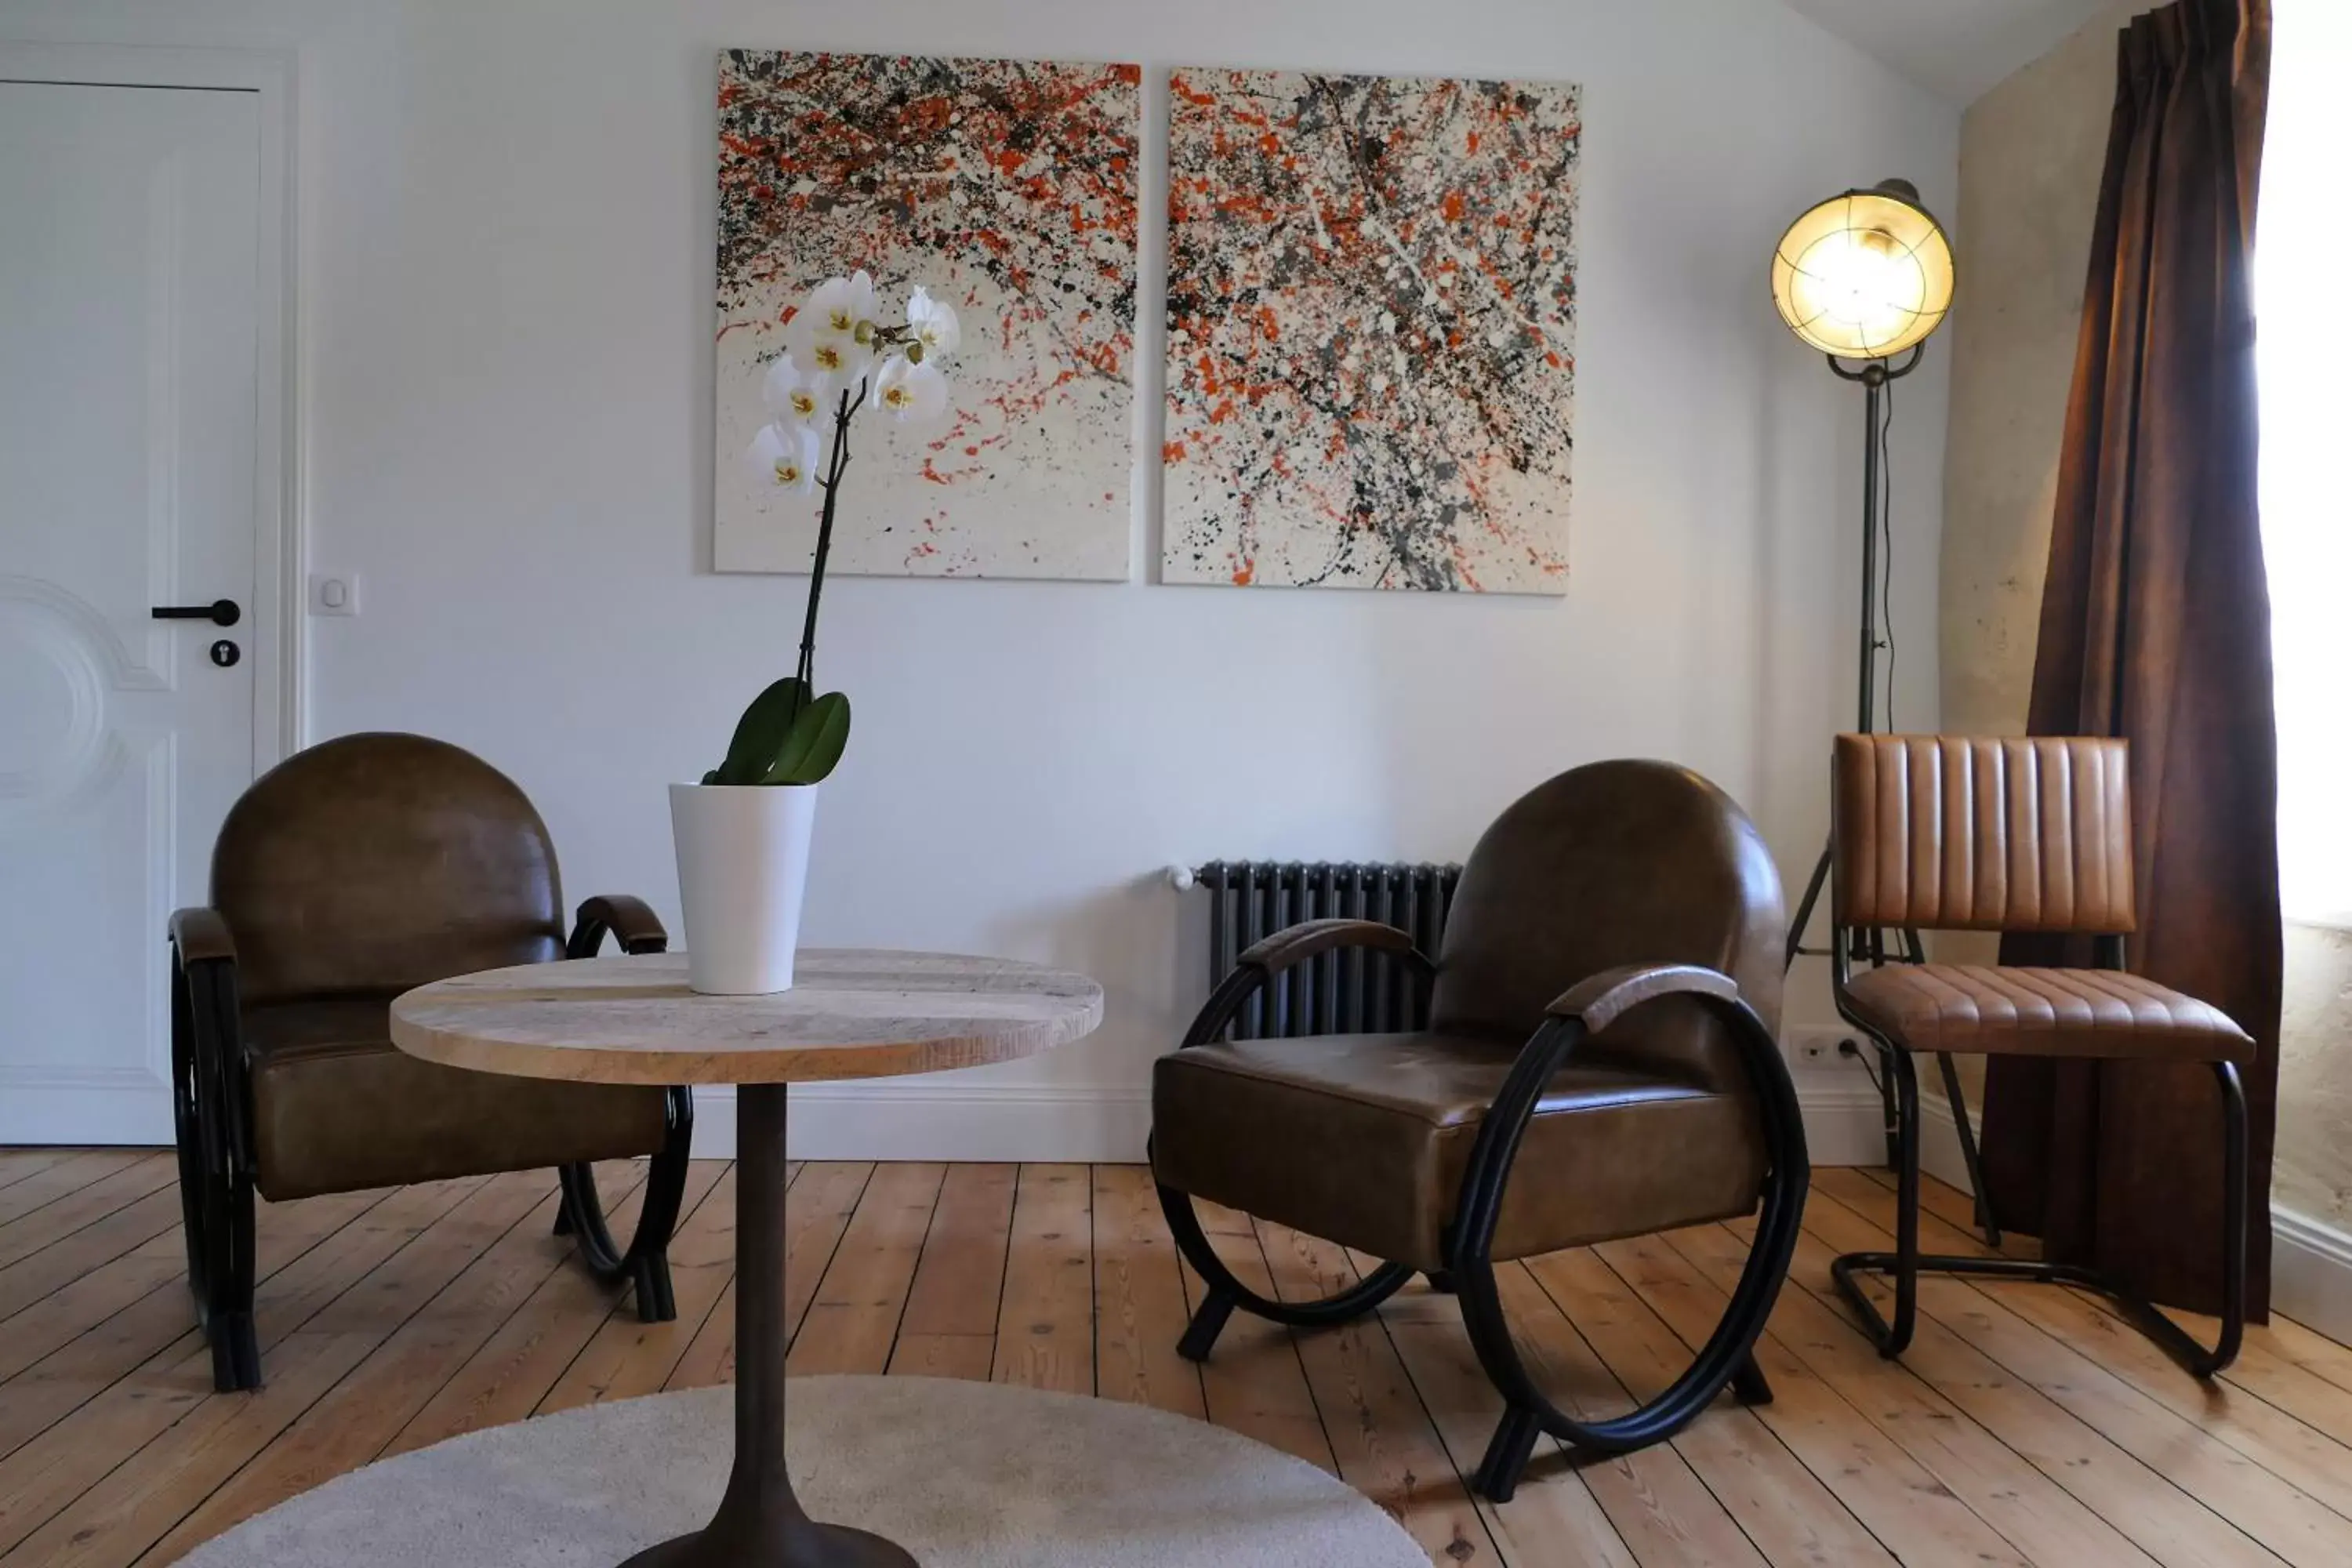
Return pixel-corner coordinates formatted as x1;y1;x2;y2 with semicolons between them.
2;0;1955;1156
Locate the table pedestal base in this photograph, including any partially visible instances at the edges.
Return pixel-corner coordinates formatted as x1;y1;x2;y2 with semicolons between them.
622;1083;916;1567
619;1519;914;1567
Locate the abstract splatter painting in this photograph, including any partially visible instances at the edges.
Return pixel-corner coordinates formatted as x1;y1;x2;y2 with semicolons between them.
1162;70;1581;592
714;51;1139;579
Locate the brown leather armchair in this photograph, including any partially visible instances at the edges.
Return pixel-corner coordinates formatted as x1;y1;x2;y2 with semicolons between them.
1824;734;2252;1376
169;732;693;1392
1150;760;1809;1503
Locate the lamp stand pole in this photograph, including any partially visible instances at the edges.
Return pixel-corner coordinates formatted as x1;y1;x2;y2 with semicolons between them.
1780;347;1998;1243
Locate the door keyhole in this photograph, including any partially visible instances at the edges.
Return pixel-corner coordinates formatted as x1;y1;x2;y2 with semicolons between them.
209;639;240;668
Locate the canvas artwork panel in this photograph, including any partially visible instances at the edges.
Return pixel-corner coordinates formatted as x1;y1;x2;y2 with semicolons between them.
1162;69;1581;593
714;51;1140;579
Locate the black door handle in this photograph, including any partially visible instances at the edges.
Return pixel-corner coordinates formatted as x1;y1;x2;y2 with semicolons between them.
151;599;241;627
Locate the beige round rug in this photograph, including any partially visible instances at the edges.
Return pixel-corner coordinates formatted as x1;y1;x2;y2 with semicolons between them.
180;1375;1425;1567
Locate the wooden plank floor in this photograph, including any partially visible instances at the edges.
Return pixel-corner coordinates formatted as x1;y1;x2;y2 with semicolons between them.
2;1148;2349;1566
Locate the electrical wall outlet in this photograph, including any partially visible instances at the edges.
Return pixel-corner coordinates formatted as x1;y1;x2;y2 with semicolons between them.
1784;1027;1864;1068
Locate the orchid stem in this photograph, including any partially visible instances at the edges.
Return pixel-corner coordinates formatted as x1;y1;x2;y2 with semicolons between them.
792;388;856;717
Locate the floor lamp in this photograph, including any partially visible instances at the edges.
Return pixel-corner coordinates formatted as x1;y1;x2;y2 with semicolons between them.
1768;180;1996;1232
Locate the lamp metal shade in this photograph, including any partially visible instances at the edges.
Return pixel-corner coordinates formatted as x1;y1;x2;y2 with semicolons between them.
1770;183;1955;360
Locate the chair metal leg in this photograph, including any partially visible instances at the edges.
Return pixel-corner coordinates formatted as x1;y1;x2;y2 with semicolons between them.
1933;1048;2001;1247
1425;1269;1457;1294
2211;1059;2249;1373
1731;1351;1773;1406
1893;1044;1921;1352
1830;1040;1920;1357
1473;1406;1544;1504
557;1087;695;1323
1831;1054;2246;1378
193;1160;261;1392
1176;1285;1238;1363
632;1250;677;1323
210;1307;261;1392
1875;1030;1901;1170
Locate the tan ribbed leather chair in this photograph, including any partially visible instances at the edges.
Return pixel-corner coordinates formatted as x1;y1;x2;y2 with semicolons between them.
1827;734;2252;1375
1151;760;1810;1502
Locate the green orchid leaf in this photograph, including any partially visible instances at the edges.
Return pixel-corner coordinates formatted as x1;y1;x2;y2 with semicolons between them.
764;691;851;785
715;676;810;786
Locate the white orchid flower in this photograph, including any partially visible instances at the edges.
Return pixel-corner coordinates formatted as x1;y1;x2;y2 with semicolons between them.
807;270;879;342
760;354;829;426
796;321;873;385
747;421;822;494
906;286;960;363
873;356;949;424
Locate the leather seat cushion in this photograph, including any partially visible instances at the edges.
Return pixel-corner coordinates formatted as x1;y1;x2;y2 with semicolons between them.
1842;964;2253;1064
245;998;671;1201
1150;1033;1766;1274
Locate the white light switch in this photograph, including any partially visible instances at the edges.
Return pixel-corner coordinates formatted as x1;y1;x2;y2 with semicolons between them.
309;572;361;615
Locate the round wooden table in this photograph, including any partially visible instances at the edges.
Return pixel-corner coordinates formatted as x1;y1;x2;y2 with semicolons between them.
391;949;1104;1568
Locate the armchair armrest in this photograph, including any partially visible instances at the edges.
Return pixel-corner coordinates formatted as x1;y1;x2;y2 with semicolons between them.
1238;917;1417;973
170;906;238;967
1547;963;1739;1035
169;905;253;1188
568;895;669;958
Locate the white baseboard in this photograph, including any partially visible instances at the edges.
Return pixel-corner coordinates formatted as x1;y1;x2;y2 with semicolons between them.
688;1082;1152;1163
1795;1077;1973;1189
2274;1205;2352;1345
1794;1083;1889;1167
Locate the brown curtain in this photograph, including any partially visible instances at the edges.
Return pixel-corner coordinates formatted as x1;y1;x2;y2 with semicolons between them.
1979;0;2277;1318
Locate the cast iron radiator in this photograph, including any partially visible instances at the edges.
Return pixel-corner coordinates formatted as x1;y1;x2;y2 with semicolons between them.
1192;861;1462;1040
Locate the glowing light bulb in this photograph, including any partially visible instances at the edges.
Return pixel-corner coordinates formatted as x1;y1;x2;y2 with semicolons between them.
1814;230;1907;322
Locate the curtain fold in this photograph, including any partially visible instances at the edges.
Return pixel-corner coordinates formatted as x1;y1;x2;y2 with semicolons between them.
1978;0;2278;1318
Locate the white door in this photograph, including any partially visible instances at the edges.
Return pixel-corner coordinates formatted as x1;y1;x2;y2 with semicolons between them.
0;80;266;1144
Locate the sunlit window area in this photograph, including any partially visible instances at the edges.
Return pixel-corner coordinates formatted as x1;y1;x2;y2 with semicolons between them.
2260;0;2352;927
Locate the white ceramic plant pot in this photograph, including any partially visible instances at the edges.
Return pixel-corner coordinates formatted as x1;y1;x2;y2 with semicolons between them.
669;782;818;995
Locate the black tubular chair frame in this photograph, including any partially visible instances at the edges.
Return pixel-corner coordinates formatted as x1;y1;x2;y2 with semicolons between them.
554;906;696;1321
1826;932;2248;1379
1155;927;1810;1503
172;934;261;1394
169;900;695;1393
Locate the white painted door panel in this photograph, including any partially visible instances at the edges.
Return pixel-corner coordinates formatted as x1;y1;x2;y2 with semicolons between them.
1;82;263;1143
